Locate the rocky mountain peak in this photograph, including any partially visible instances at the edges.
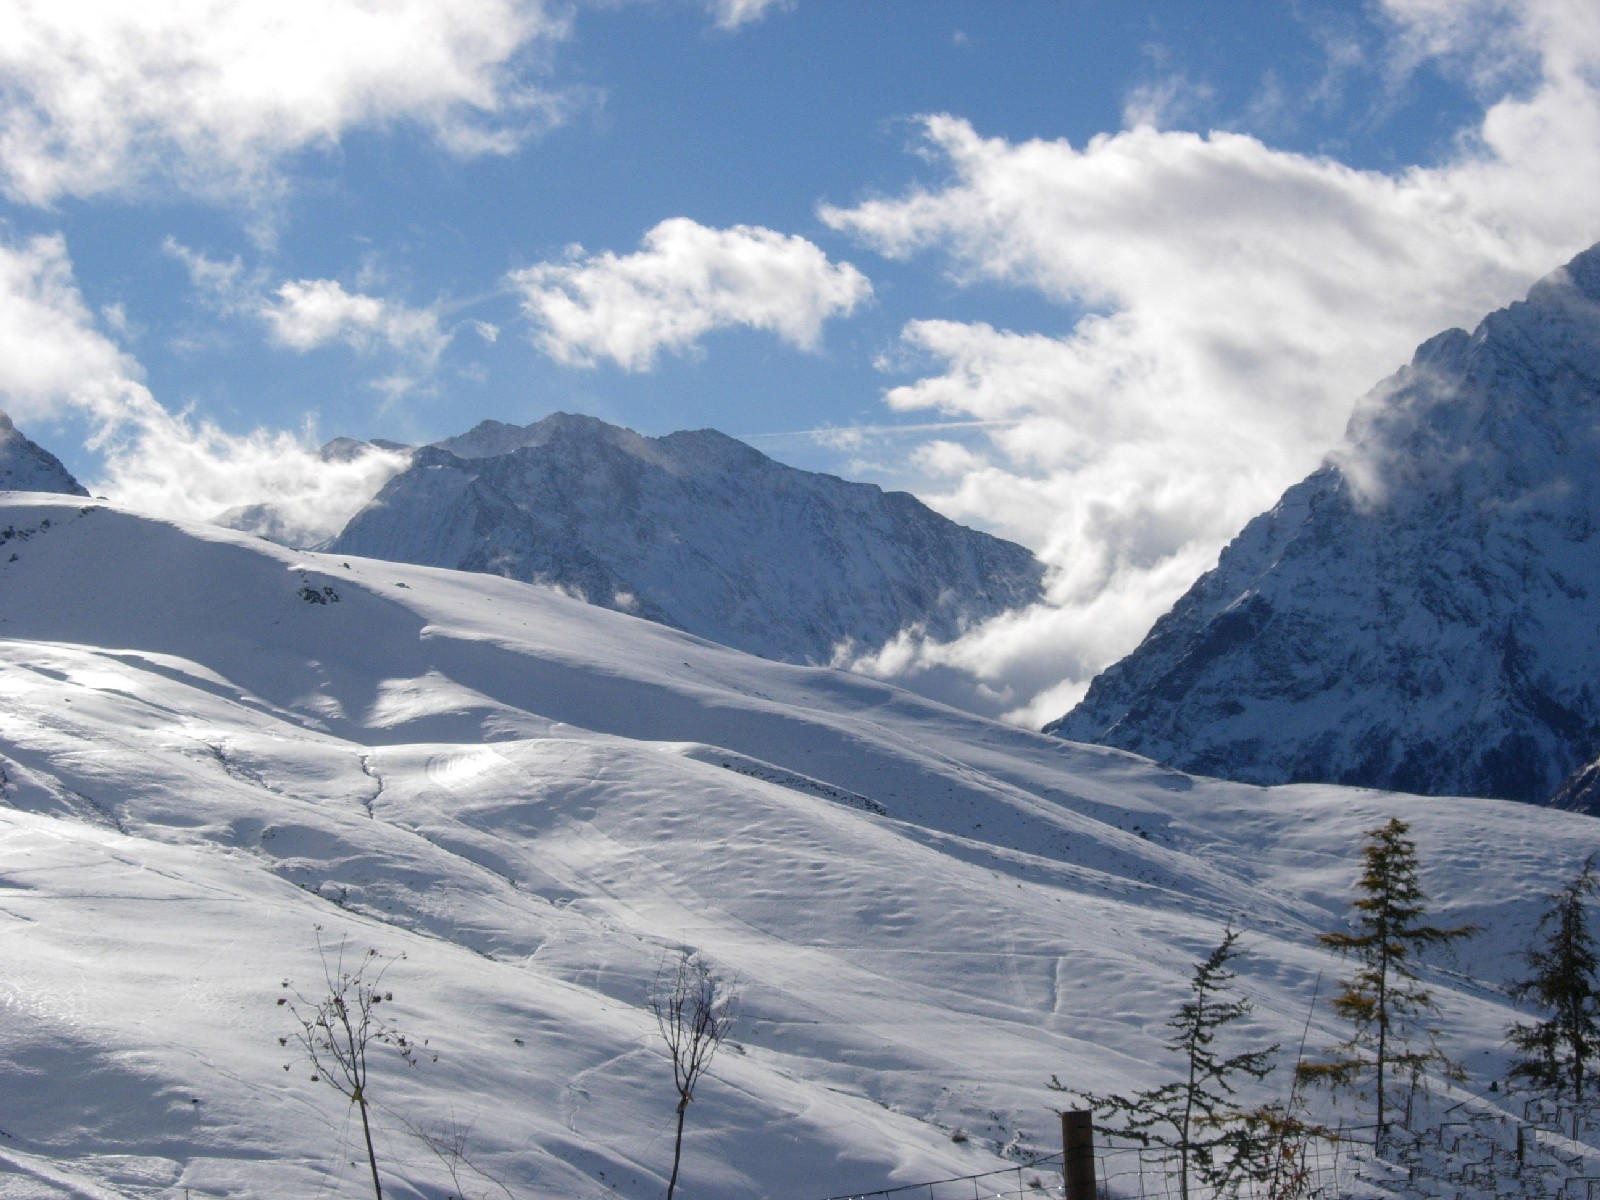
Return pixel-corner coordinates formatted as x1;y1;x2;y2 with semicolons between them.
1048;242;1600;807
0;411;88;497
329;414;1046;665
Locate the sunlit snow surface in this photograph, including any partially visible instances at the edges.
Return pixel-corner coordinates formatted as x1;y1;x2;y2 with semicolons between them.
0;493;1594;1199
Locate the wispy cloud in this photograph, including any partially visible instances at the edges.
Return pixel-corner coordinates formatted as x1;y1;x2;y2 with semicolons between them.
823;0;1600;726
0;234;149;430
705;0;795;32
741;418;1020;453
509;217;872;370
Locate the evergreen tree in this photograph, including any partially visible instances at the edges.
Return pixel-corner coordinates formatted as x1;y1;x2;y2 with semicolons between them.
1508;855;1600;1121
1054;928;1277;1200
1297;817;1475;1150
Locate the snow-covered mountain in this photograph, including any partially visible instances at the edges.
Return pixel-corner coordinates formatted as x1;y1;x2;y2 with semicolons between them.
326;412;1046;664
3;491;1599;1198
1049;243;1600;807
0;410;86;496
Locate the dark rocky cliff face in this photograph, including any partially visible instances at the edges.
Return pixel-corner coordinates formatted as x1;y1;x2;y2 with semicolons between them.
1049;243;1600;808
329;412;1046;666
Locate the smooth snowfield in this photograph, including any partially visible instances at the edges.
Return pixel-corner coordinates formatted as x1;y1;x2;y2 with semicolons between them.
0;493;1594;1199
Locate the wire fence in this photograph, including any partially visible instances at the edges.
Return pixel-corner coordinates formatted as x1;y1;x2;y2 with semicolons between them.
812;1096;1600;1200
818;1152;1066;1200
1091;1128;1355;1200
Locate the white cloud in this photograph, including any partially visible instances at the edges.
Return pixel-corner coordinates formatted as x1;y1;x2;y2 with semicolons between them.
95;416;411;549
510;217;872;370
164;239;254;315
0;0;570;207
262;279;451;364
823;0;1600;727
164;240;452;387
0;233;406;546
1120;60;1217;131
0;235;149;429
705;0;794;31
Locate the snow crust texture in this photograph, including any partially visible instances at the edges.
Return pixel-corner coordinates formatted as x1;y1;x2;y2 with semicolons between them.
1050;243;1600;806
0;411;86;496
327;411;1046;664
3;493;1599;1199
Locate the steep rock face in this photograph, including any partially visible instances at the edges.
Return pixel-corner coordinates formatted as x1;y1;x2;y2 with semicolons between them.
328;412;1046;664
0;412;87;496
1049;244;1600;806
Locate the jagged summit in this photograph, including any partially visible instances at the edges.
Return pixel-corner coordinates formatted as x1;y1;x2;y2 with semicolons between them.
1048;242;1600;807
328;412;1046;664
439;413;774;475
0;411;87;496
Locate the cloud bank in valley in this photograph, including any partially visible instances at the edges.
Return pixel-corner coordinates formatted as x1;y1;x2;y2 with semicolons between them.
822;0;1600;726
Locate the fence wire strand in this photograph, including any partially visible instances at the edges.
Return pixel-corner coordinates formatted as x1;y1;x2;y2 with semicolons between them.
813;1088;1600;1200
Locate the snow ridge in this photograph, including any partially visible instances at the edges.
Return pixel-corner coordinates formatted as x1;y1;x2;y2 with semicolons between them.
1049;241;1600;806
328;412;1046;665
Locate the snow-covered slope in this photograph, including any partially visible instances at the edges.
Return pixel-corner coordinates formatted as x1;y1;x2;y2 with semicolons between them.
0;411;86;496
1050;243;1600;806
326;412;1045;664
2;492;1598;1199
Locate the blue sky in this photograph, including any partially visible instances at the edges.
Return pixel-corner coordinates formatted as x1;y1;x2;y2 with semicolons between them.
2;0;1598;723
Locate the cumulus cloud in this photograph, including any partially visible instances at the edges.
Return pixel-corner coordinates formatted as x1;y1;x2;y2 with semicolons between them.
262;279;450;363
165;240;452;391
510;217;872;370
0;234;406;546
0;0;570;206
821;0;1600;727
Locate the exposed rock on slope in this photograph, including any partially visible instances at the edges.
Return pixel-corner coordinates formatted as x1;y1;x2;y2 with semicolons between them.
0;411;86;496
328;412;1046;664
1049;243;1600;807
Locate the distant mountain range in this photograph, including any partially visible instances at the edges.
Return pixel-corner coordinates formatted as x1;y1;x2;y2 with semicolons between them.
326;412;1046;665
1050;243;1600;808
19;234;1600;813
0;412;86;496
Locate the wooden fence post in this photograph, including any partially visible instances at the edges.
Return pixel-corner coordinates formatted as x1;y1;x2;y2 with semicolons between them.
1062;1110;1097;1200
